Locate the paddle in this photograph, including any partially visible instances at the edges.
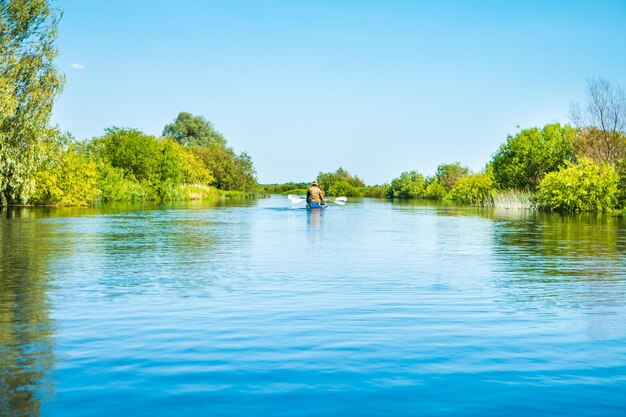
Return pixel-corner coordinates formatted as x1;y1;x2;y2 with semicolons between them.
288;194;347;206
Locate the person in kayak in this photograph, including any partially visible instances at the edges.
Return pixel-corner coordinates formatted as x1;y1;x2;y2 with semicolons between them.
306;180;326;206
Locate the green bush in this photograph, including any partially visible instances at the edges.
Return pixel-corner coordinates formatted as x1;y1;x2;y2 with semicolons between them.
328;180;360;197
450;170;495;206
424;178;446;200
535;158;618;212
491;123;576;191
435;162;469;191
318;167;365;196
192;145;258;191
90;128;164;184
362;184;389;198
31;140;99;206
96;163;150;202
387;171;427;198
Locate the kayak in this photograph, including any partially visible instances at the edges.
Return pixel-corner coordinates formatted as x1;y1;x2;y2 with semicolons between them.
307;202;328;209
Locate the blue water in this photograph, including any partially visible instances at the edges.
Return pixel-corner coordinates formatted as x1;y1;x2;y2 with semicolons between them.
1;197;626;416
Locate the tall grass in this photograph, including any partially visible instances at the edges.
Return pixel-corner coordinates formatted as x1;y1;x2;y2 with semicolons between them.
491;189;534;209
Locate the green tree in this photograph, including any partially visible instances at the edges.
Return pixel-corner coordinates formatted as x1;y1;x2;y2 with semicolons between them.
490;123;576;191
386;171;427;198
90;128;163;184
192;145;257;191
424;178;446;199
163;112;226;147
318;167;365;196
435;162;469;191
0;0;64;204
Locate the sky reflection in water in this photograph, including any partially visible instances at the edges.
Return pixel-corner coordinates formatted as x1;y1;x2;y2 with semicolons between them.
1;197;626;416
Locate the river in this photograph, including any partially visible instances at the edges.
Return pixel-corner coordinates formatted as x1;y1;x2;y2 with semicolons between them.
1;196;625;416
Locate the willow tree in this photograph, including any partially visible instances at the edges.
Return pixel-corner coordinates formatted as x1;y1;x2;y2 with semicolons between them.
0;0;64;204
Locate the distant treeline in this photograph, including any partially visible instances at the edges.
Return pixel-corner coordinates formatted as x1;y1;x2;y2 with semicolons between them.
261;168;388;198
267;78;626;213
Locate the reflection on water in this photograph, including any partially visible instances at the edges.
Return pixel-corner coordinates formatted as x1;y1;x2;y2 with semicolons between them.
1;198;626;416
0;208;55;417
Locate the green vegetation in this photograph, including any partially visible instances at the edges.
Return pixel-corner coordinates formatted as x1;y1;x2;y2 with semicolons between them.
491;124;576;191
162;111;226;148
1;0;64;204
535;158;618;212
261;182;309;195
384;78;626;213
0;3;258;206
2;2;625;213
318;167;365;197
449;170;495;206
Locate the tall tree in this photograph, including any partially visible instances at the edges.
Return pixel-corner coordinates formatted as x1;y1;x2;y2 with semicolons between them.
163;112;226;148
0;0;64;204
570;77;626;165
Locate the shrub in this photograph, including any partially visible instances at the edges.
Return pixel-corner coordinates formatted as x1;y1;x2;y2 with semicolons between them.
328;180;360;197
362;185;389;198
450;170;495;206
90;128;163;184
491;123;576;190
387;171;427;198
95;163;150;202
424;178;446;200
535;158;618;212
435;162;469;191
318;167;365;195
192;145;257;191
31;139;99;206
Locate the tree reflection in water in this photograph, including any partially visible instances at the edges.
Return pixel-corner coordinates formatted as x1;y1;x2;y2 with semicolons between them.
0;208;56;417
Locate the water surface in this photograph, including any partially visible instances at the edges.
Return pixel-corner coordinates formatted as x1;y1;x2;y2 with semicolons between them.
1;197;626;416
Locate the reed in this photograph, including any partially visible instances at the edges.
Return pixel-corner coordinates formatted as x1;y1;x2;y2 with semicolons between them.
491;189;534;209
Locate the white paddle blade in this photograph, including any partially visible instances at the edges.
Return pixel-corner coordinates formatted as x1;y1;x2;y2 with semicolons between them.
332;199;346;206
288;194;306;204
335;196;347;203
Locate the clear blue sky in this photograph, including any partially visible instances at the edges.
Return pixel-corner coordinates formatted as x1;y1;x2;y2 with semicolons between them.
52;0;626;184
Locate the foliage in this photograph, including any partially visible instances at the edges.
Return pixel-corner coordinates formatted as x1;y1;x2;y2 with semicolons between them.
163;112;226;148
177;184;219;201
387;171;427;199
30;134;98;205
0;0;64;204
423;178;446;200
362;184;389;198
534;158;618;212
490;123;576;191
261;182;309;195
449;170;495;206
192;145;257;191
326;180;359;197
318;167;365;196
90;128;164;184
435;162;469;191
615;159;626;209
95;162;151;202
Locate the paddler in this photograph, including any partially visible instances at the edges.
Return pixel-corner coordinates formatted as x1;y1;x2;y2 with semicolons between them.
306;180;326;206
